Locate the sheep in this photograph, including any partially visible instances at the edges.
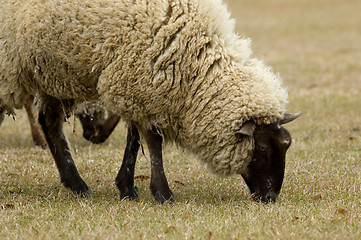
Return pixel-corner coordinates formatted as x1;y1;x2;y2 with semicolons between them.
0;0;300;203
118;114;300;203
75;101;120;144
0;97;119;146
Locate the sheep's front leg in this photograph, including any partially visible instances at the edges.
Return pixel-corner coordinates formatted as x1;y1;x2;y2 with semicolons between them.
141;127;174;204
38;97;89;196
115;123;140;200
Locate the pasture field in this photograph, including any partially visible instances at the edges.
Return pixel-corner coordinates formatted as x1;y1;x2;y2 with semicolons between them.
1;0;360;239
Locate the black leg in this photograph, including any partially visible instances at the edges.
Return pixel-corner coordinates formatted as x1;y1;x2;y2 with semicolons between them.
0;107;4;127
38;96;89;196
141;127;174;204
115;123;140;200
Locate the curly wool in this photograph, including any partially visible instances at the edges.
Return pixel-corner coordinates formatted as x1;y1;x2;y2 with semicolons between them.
0;0;288;176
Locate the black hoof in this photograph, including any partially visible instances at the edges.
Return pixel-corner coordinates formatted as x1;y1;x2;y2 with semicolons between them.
119;186;139;201
62;177;90;197
73;187;91;197
153;191;175;204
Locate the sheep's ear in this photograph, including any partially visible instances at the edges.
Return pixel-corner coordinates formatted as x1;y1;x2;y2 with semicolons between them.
236;121;256;137
280;112;302;125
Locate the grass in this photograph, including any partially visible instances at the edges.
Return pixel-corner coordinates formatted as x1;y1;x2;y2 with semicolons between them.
1;0;361;239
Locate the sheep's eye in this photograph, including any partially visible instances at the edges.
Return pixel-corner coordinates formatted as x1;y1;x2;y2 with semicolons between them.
259;146;266;152
256;143;268;152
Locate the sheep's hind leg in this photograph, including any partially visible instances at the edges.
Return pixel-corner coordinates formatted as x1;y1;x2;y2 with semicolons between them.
141;127;174;204
24;96;47;148
38;96;89;196
0;107;4;127
115;123;140;200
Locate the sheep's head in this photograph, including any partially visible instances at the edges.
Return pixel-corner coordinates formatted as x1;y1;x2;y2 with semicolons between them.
75;102;120;144
76;113;120;144
237;112;301;203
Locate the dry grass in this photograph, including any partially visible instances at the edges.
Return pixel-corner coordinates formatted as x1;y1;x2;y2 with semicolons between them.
1;0;361;239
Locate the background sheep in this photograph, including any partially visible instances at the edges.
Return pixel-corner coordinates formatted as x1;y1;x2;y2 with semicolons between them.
0;0;299;202
75;101;120;144
0;98;120;146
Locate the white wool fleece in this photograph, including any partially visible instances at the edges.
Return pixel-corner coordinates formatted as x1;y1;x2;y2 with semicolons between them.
0;0;288;176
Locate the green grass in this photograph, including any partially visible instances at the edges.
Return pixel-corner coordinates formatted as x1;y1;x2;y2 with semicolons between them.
1;0;361;239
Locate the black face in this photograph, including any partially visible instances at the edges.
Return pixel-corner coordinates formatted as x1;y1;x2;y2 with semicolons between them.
77;115;107;144
76;113;120;144
241;122;292;203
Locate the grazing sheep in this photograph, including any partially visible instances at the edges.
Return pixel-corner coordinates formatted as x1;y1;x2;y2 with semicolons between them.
0;0;300;202
0;97;119;146
75;101;120;144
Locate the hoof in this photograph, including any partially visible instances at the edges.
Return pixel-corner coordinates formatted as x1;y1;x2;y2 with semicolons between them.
154;191;175;204
70;184;90;197
62;177;90;197
119;186;139;201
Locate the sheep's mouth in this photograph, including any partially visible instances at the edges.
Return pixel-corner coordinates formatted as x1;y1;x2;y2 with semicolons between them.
251;191;279;203
83;133;107;144
88;137;106;144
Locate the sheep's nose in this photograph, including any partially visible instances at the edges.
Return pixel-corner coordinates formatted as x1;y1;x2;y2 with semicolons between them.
252;192;278;203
